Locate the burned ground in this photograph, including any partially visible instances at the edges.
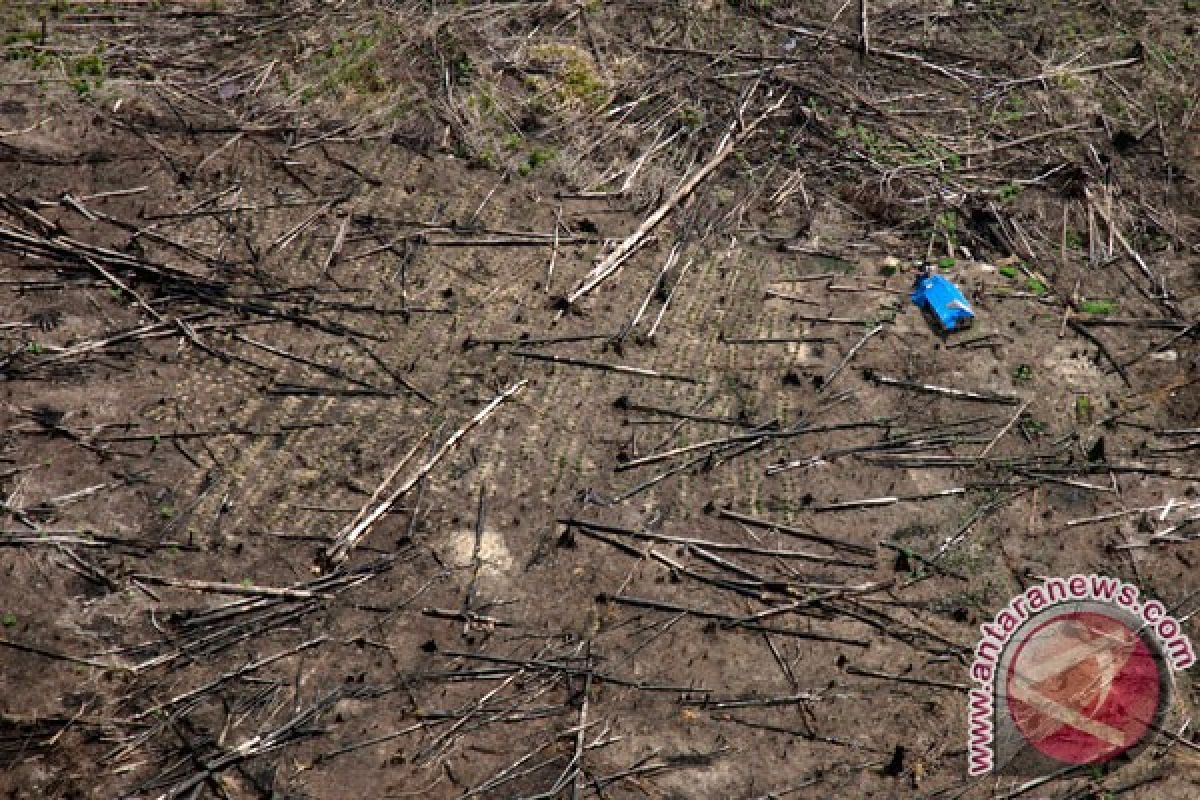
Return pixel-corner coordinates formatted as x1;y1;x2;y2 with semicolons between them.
0;2;1198;798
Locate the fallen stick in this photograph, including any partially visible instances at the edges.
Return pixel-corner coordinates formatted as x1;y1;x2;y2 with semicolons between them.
421;607;513;628
133;636;328;720
324;380;527;564
0;636;116;669
996;56;1141;90
602;594;870;646
512;350;699;383
682;692;821;710
762;288;819;307
844;664;968;692
859;0;870;55
545;203;562;293
341;435;429;536
267;197;338;253
464;333;612;349
1069;320;1132;387
811;487;965;511
716;507;874;556
153;688;369;800
132;575;333;600
820;323;883;392
565;94;787;305
616;428;780;471
866;371;1022;405
646;257;693;340
83;255;163;323
562;518;869;565
880;541;966;581
1074;317;1190;329
624;244;679;338
1087;188;1172;308
956;122;1096;158
721;335;836;344
1119;323;1197;371
978;399;1031;457
322;212;350;275
570;650;592;800
765;19;991;83
613;395;758;428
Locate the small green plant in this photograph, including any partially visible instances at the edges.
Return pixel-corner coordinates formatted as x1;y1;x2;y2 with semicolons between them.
68;50;106;97
158;504;175;520
895;546;927;579
452;52;474;84
1075;395;1093;424
520;146;556;178
1;612;16;627
935;211;959;247
1080;299;1116;315
937;256;957;269
996;93;1026;123
26;340;43;355
529;43;608;109
527;147;555;171
679;106;703;130
1013;363;1034;382
805;96;829;117
999;182;1022;200
1064;228;1085;250
474;147;497;169
73;52;104;78
3;30;51;68
854;123;882;153
1055;73;1083;90
1026;277;1048;296
998;265;1018;279
317;32;385;96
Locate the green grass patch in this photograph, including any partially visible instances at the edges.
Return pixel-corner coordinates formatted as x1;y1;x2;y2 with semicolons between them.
517;146;557;176
528;43;608;110
315;31;385;96
1075;395;1093;424
1080;299;1116;315
935;211;959;247
999;182;1022;200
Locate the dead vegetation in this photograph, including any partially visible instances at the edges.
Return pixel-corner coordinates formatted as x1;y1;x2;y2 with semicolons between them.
0;1;1198;798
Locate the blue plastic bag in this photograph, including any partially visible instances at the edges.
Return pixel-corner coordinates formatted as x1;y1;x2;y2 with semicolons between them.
911;274;974;331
